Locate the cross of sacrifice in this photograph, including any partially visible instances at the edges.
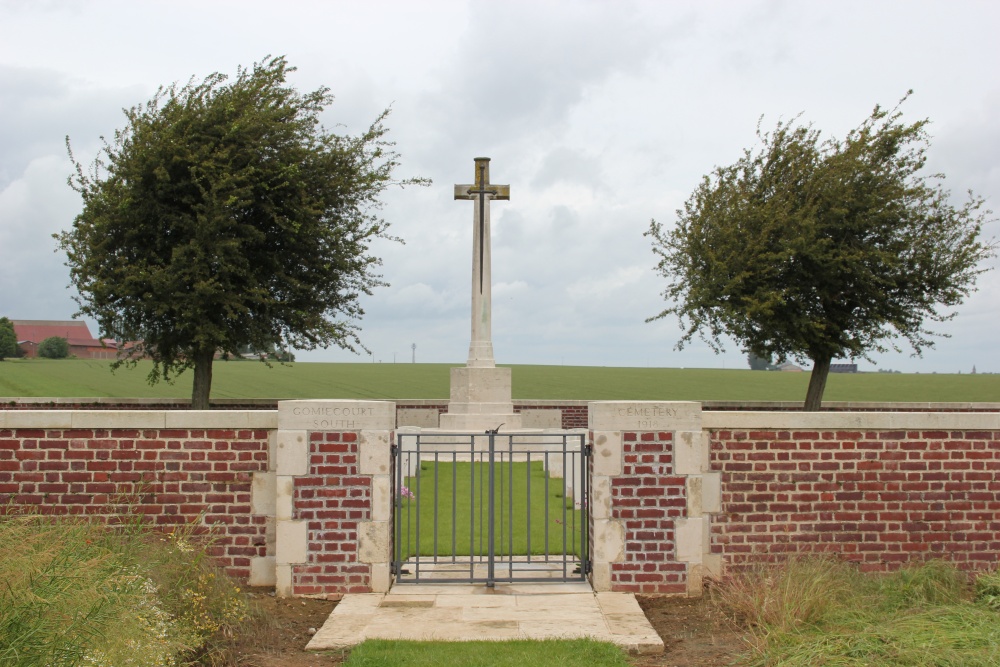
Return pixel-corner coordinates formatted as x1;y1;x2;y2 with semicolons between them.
454;157;509;368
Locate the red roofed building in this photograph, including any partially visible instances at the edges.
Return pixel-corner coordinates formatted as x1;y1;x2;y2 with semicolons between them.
12;320;118;359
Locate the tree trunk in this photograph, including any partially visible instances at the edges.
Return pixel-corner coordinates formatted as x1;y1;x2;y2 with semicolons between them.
804;354;832;411
191;349;215;410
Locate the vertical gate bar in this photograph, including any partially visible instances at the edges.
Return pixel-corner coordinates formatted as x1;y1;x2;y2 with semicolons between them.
482;444;489;560
571;447;577;567
526;451;531;562
562;437;568;578
487;432;496;587
469;437;476;581
433;451;439;562
452;451;457;563
581;434;589;577
394;435;401;577
415;436;421;582
406;450;413;570
544;451;550;562
507;437;513;577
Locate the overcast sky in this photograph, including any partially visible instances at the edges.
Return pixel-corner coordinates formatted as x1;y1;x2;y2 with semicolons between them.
1;0;997;373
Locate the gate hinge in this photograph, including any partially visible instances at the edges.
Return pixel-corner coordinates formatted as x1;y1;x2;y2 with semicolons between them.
585;444;593;457
390;443;398;456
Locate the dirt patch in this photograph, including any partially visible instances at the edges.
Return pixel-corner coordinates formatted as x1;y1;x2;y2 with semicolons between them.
234;589;346;667
633;594;745;666
229;589;745;666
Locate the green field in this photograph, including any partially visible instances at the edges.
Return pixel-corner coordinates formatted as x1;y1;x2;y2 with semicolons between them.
0;358;998;402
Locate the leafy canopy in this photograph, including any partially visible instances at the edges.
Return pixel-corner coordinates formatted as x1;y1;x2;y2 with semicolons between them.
0;318;17;360
647;94;994;408
38;336;70;359
59;56;421;406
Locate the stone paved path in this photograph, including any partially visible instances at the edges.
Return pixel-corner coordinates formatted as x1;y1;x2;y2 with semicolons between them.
306;582;664;654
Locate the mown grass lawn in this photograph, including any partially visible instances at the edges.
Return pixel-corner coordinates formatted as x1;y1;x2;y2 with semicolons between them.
2;358;998;402
341;638;632;667
396;460;583;559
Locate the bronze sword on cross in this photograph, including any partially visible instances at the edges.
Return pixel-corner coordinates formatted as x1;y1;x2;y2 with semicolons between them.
454;158;510;293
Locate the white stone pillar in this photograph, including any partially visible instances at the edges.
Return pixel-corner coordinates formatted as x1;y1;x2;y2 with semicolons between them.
588;401;721;596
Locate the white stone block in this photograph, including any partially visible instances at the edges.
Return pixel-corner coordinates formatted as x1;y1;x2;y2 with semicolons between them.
164;410;277;429
278;400;395;431
702;472;722;514
703;553;723;578
4;411;73;429
275;476;295;521
267;430;278;472
276;430;309;476
276;520;308;565
448;366;514;404
251;472;276;516
396;408;440;428
592;431;622;477
370;475;392;522
249;556;276;587
370;563;391;593
674;430;710;475
358;520;392;564
588;401;702;432
590;562;612;592
519;409;562;429
71;411;167;429
590;476;613;521
593;519;625;562
675;517;710;564
275;564;292;598
358;431;391;476
686;476;704;517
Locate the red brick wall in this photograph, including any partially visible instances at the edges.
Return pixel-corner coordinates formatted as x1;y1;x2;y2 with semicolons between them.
711;428;1000;572
0;426;270;580
290;431;372;596
611;431;688;593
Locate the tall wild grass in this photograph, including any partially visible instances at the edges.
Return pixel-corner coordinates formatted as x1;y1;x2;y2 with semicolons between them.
717;557;1000;666
0;511;261;667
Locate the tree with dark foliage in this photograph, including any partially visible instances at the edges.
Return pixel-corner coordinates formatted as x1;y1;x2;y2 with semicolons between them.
60;57;422;408
648;94;994;410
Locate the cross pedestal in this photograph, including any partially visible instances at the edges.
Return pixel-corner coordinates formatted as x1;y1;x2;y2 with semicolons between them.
440;157;521;431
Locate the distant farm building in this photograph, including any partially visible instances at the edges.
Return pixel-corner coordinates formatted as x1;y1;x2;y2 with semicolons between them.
12;320;118;359
776;362;804;372
830;363;858;373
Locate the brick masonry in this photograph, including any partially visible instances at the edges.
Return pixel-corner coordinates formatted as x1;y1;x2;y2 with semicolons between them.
289;431;372;595
610;431;688;594
0;423;271;580
3;405;998;597
711;427;1000;572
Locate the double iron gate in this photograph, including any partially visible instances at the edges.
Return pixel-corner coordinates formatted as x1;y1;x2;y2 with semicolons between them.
391;431;590;586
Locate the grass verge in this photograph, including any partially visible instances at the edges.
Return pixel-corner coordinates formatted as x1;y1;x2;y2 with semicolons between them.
717;558;1000;666
341;638;632;667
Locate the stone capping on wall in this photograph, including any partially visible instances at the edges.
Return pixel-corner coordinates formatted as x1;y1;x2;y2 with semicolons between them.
0;410;278;429
4;398;997;412
702;411;1000;430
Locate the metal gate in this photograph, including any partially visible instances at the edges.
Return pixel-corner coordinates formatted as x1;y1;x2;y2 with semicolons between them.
391;431;590;586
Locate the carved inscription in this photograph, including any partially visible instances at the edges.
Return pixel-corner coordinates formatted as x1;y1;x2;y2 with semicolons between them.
290;406;373;429
616;404;678;430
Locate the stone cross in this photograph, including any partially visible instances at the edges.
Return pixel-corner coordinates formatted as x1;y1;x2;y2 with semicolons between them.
454;157;509;368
